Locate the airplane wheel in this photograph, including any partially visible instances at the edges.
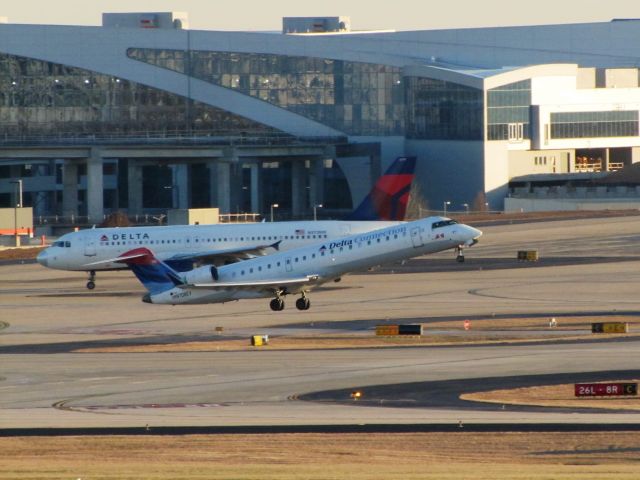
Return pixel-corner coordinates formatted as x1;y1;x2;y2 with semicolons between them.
270;298;284;311
296;297;310;311
86;281;96;290
456;255;465;263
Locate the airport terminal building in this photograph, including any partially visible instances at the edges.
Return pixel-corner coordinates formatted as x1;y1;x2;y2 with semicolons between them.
3;12;640;221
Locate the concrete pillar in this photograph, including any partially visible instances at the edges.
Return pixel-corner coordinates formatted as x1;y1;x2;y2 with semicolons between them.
291;160;306;219
171;164;189;209
308;158;325;212
229;162;244;214
249;162;260;213
214;162;231;214
62;161;79;218
86;148;104;223
127;160;143;215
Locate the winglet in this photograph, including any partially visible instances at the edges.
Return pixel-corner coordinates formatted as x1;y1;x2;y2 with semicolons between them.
348;156;416;221
270;240;282;251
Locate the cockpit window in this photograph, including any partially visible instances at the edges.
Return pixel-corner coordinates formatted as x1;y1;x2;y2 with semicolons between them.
52;241;71;248
65;241;71;248
432;220;458;229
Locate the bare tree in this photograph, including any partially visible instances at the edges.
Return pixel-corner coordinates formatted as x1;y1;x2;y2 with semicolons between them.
405;182;430;220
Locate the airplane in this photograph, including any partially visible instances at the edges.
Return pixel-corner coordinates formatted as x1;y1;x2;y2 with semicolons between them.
37;157;417;290
118;216;482;311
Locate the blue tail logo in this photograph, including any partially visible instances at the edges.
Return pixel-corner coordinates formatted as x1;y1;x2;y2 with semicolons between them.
118;248;183;295
348;156;416;221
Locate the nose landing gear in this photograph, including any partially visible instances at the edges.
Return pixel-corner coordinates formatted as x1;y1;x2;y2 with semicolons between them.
455;246;465;263
86;270;96;290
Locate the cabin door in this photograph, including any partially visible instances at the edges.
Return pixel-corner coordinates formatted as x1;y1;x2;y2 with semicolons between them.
410;227;423;248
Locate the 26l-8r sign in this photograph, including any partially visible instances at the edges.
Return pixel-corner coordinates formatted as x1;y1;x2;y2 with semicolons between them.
575;383;638;397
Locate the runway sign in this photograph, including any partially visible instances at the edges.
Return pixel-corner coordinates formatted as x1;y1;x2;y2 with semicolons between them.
575;382;637;397
376;325;399;336
375;325;422;336
591;322;629;334
517;250;538;261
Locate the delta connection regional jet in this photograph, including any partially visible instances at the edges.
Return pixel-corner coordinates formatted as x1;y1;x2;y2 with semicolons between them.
118;216;482;311
37;157;417;290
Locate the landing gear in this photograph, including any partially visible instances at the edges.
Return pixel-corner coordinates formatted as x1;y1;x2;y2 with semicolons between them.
455;246;465;263
295;296;310;311
270;297;285;311
86;270;96;290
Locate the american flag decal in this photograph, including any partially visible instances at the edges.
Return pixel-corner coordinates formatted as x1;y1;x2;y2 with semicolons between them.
295;229;305;236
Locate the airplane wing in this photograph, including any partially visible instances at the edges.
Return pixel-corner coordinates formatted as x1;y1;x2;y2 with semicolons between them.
182;275;321;293
167;240;282;266
83;250;150;266
83;240;282;268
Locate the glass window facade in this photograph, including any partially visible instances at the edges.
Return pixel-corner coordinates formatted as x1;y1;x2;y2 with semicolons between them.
0;53;279;140
550;111;639;138
405;77;483;140
127;48;405;136
487;80;531;140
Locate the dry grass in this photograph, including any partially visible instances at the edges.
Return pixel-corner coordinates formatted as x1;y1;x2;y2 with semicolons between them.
75;316;640;354
462;380;640;411
0;246;44;260
1;432;640;479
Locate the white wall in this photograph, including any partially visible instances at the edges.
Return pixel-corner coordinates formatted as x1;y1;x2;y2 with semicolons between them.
505;197;640;212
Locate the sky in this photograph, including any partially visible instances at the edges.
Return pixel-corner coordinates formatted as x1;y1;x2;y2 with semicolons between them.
2;0;640;31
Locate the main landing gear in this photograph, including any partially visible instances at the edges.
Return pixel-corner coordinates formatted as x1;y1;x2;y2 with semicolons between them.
269;297;285;311
295;294;310;311
269;292;311;311
86;270;96;290
455;246;465;263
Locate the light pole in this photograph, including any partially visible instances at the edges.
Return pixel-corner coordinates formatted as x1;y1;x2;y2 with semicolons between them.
10;179;22;246
313;203;323;221
270;203;279;222
443;201;450;216
462;203;469;214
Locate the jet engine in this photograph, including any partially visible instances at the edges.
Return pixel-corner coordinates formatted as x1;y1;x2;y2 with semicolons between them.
183;265;219;284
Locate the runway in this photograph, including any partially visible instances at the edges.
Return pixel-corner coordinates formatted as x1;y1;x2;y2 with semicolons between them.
1;215;640;429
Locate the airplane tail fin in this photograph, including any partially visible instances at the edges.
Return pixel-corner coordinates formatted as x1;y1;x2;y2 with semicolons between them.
118;248;183;295
348;156;416;221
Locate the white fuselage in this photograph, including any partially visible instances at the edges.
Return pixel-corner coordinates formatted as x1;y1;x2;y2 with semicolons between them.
150;217;482;305
37;220;402;271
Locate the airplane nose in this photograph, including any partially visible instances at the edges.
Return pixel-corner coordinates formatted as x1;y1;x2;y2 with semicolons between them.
36;249;49;267
462;225;482;246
